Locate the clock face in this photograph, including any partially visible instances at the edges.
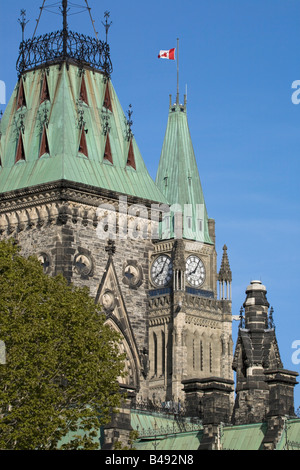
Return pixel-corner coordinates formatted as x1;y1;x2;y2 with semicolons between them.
185;255;205;287
151;255;173;287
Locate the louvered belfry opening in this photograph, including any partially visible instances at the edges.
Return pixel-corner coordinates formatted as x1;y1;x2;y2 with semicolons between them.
79;128;88;157
103;133;113;164
40;74;50;104
126;139;136;170
17;79;26;110
39;126;50;157
15;132;26;162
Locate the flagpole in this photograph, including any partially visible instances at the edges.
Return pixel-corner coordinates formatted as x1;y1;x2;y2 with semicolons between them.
177;37;179;104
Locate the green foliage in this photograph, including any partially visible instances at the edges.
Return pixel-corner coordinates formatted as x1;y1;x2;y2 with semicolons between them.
113;430;139;450
0;239;126;450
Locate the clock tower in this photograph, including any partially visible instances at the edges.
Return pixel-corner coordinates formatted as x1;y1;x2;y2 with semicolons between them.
147;95;234;403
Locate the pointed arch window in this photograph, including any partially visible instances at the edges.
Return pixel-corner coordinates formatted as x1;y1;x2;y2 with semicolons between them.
40;74;50;104
103;133;113;164
153;332;157;376
78;128;88;157
162;331;165;376
17;79;26;110
15;132;26;163
126;139;136;170
200;340;203;371
79;76;89;105
103;82;112;112
39;126;50;157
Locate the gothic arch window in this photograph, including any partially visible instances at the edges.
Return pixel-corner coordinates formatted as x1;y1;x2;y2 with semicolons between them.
200;340;203;371
17;79;26;110
153;332;157;376
209;342;213;373
186;329;194;376
161;331;165;376
39;126;50;157
193;338;196;370
103;82;112;112
126;139;136;170
79;76;89;105
103;133;113;164
78;128;88;157
15;132;26;163
40;74;50;104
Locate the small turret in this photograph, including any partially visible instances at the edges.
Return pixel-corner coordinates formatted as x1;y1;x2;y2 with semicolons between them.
218;245;232;300
232;280;298;426
243;280;269;330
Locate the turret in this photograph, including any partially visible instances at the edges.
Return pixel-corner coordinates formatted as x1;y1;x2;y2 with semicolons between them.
218;245;232;301
232;280;298;426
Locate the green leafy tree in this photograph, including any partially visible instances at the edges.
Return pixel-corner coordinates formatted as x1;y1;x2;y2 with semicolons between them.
0;239;125;450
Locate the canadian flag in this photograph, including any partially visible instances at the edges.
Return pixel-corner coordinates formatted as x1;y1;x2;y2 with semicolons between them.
158;48;175;60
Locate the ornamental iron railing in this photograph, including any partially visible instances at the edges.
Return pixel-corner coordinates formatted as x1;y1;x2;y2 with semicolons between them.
16;29;113;76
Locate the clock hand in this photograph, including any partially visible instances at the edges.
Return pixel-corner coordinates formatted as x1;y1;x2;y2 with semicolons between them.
188;260;201;276
156;259;168;277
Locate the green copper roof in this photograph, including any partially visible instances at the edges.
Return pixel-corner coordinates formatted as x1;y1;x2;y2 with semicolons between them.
131;411;203;451
156;97;212;244
132;413;300;450
276;419;300;450
221;423;267;450
0;63;167;204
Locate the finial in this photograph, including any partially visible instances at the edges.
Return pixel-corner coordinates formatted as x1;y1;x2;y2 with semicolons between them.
268;306;275;330
61;0;69;59
105;239;116;257
239;307;245;328
102;11;112;44
18;9;29;42
218;244;232;283
125;104;134;141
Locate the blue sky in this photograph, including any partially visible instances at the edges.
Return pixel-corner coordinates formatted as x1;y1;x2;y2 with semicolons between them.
1;0;300;408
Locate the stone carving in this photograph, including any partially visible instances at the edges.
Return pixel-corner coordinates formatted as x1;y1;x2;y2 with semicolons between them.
38;252;51;274
74;252;93;277
100;289;116;312
122;260;143;288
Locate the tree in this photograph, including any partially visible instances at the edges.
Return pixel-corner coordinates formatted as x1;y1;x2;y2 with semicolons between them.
0;239;125;450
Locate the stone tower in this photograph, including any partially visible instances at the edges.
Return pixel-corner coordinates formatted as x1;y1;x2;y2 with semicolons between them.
232;280;298;425
148;95;234;403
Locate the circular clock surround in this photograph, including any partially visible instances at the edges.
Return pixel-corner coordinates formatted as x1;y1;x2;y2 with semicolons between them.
185;255;205;287
151;255;173;287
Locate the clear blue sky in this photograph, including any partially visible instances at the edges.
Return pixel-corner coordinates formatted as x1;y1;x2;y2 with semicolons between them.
1;0;300;408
